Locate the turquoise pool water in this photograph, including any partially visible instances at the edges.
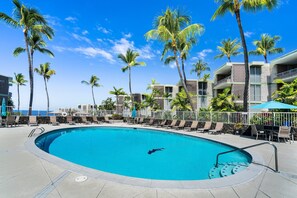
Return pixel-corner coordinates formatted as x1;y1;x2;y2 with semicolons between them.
35;127;252;180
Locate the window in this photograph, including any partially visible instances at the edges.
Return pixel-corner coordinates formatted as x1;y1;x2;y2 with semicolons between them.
250;66;261;83
165;87;173;93
250;85;261;101
198;82;207;95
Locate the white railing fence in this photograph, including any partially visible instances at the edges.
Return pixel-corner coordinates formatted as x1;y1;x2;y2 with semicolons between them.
123;109;297;127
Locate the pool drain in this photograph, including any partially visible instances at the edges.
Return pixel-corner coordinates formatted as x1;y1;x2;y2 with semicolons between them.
75;176;88;182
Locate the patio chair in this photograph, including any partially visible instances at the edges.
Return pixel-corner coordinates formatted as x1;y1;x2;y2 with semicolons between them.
144;118;154;126
92;116;100;124
104;116;110;123
173;120;186;130
185;121;199;132
251;125;266;140
155;120;167;127
209;122;224;134
66;116;76;125
81;116;91;125
50;116;60;126
5;116;15;127
14;116;20;126
197;121;212;133
164;119;178;129
137;117;144;124
273;126;291;143
28;116;38;126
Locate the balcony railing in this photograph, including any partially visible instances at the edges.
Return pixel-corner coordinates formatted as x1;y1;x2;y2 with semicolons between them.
215;76;231;86
276;68;297;79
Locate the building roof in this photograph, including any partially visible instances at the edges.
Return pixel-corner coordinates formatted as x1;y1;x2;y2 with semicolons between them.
271;49;297;65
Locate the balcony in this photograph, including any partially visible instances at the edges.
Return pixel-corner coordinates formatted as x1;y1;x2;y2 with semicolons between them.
214;76;232;89
275;68;297;82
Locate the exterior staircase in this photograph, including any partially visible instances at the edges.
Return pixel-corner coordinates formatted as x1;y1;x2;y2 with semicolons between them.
209;162;249;179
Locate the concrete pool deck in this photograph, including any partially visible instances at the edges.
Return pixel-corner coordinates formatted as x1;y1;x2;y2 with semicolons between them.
1;123;297;197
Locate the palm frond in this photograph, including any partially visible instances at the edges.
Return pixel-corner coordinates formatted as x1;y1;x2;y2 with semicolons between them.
13;47;26;56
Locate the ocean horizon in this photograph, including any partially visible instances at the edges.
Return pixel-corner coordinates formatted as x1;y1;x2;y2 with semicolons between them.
13;110;55;116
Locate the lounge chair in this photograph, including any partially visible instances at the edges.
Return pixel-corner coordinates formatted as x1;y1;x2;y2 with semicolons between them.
251;124;266;140
273;126;291;143
173;120;186;130
155;120;167;127
104;116;110;123
81;116;91;125
92;116;100;124
164;119;178;129
137;117;144;124
209;122;224;134
66;116;76;125
14;116;20;126
144;118;154;126
5;116;15;127
185;121;199;132
50;116;60;126
28;116;38;126
197;121;212;133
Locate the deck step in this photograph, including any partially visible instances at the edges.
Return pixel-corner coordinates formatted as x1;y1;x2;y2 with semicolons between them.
209;162;249;179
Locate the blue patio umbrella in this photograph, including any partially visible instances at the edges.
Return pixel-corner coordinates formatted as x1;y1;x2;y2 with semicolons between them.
131;106;137;118
251;101;297;110
1;98;7;117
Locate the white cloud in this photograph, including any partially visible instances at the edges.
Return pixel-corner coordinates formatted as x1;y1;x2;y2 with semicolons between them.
97;26;110;34
74;47;114;62
65;16;77;23
244;31;254;38
44;15;61;27
82;30;89;35
197;49;213;60
72;33;92;44
97;38;103;42
111;38;134;55
138;45;155;60
123;33;132;38
169;63;176;69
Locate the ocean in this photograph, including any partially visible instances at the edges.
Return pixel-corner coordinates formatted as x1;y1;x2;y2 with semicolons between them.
13;110;55;116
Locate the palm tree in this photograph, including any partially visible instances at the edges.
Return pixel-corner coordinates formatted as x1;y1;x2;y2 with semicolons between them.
109;87;126;113
214;38;241;62
210;87;236;112
81;75;101;112
212;0;279;112
34;62;56;114
147;79;159;90
272;79;297;106
171;89;192;111
191;59;210;79
0;0;54;115
249;34;284;63
145;8;204;111
11;73;27;113
143;90;160;111
118;48;145;105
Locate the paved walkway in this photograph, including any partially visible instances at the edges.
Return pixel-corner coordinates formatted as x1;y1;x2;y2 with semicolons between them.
1;123;297;198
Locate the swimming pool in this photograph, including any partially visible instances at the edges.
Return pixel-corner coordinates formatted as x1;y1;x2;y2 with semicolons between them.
35;127;252;180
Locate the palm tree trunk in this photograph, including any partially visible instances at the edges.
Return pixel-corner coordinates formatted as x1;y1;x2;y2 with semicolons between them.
235;11;249;112
181;59;187;85
129;67;133;106
24;32;33;115
174;50;195;111
116;95;119;114
228;56;231;62
91;86;96;114
264;55;268;63
17;84;20;113
44;77;50;115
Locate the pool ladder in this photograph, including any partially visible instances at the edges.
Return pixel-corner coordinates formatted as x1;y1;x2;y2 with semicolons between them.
28;127;45;137
215;142;279;172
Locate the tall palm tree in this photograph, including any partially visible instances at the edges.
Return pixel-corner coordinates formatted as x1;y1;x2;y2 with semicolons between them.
214;38;241;62
34;62;56;114
11;73;27;113
81;75;101;112
212;0;278;112
191;59;210;79
145;8;204;111
249;34;284;63
109;87;126;113
118;48;145;105
0;0;54;115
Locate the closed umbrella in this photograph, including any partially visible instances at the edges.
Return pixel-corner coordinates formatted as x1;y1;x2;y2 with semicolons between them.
251;101;297;110
131;106;137;118
1;98;7;117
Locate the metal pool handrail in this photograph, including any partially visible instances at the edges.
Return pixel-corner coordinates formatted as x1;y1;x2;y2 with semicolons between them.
215;142;279;172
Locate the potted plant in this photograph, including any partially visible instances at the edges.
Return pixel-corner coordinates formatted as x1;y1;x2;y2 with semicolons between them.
234;122;243;135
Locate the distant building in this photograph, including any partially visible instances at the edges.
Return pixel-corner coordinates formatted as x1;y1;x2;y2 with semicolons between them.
213;62;271;107
0;74;12;106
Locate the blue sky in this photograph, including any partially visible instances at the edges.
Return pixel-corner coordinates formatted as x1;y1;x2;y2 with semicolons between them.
1;0;296;110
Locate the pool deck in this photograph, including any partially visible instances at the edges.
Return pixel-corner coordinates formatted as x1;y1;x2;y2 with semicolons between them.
1;123;297;198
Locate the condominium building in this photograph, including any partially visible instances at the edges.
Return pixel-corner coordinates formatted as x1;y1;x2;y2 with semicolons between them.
153;84;179;110
0;74;12;105
269;50;297;96
213;62;271;106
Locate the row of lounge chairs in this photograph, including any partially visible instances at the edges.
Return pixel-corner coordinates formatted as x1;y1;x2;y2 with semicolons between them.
132;118;224;134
